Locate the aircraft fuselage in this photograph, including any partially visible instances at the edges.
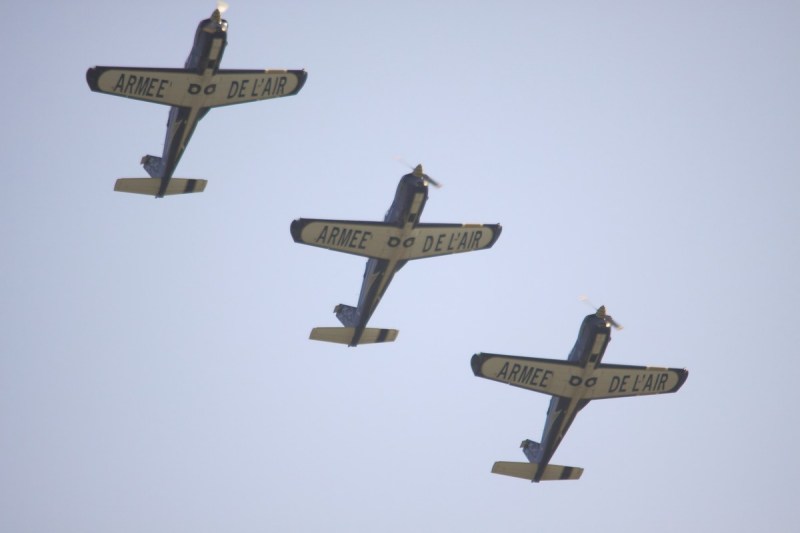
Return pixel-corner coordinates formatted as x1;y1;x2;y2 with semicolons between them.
529;313;611;481
152;11;228;196
348;173;429;345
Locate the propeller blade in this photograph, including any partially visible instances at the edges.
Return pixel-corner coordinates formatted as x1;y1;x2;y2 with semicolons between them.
411;164;442;188
579;296;623;330
423;174;442;188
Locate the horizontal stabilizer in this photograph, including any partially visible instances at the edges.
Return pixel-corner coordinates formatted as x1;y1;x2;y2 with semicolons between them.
309;327;398;346
492;461;583;482
114;178;207;197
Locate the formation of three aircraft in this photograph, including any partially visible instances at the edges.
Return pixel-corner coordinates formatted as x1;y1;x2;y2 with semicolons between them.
87;5;688;483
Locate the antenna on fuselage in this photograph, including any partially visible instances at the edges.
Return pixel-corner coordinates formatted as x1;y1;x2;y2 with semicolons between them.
579;295;623;330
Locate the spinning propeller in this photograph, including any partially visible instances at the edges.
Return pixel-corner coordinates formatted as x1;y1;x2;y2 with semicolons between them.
395;157;442;188
580;295;623;330
210;2;229;25
412;164;442;188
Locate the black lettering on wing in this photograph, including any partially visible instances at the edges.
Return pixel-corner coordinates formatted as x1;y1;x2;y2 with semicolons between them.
227;81;239;99
262;78;273;97
336;228;353;247
113;74;125;92
314;225;329;244
472;230;483;249
496;362;509;380
328;227;341;245
134;76;149;96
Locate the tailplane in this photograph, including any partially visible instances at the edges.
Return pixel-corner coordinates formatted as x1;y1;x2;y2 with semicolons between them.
309;327;398;346
492;461;583;482
114;178;207;196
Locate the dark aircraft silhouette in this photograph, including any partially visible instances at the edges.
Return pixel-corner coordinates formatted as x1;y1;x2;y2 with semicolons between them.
291;165;502;346
472;306;688;482
86;5;306;197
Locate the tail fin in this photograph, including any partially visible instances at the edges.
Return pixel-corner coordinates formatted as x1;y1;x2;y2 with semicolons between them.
141;154;164;178
114;178;207;196
309;327;398;346
334;304;359;327
492;461;583;482
520;439;542;463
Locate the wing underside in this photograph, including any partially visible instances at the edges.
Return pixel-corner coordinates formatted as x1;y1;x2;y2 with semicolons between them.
472;353;688;399
86;67;306;108
290;219;402;259
400;223;502;260
471;353;578;397
290;219;502;260
581;364;688;399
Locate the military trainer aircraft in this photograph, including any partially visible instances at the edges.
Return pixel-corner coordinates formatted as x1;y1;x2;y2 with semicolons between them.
86;4;307;197
291;165;502;347
471;305;688;482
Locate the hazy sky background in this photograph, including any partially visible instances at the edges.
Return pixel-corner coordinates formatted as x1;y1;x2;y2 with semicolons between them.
2;1;799;532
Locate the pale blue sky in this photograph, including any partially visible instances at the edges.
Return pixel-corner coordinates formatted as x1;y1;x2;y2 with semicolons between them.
2;1;799;532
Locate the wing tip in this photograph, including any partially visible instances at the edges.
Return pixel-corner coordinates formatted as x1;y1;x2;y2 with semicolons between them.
471;353;486;376
673;368;689;392
291;69;308;95
485;224;503;249
86;67;100;91
290;218;307;243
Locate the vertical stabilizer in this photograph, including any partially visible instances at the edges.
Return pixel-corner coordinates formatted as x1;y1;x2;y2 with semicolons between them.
521;439;541;463
334;304;359;327
141;155;165;179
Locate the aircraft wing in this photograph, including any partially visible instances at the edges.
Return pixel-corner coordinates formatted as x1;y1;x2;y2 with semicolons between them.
472;353;688;400
203;69;307;107
86;67;306;108
290;218;402;260
471;353;578;398
400;223;502;260
581;364;688;399
87;67;204;107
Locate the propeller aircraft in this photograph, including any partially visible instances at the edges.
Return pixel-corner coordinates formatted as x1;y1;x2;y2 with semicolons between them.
86;4;307;197
290;165;502;346
471;305;688;482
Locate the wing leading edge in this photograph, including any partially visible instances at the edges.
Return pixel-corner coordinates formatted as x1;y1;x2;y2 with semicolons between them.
86;67;307;108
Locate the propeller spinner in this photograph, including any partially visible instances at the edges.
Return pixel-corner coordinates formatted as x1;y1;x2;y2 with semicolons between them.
411;164;442;188
580;296;623;330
